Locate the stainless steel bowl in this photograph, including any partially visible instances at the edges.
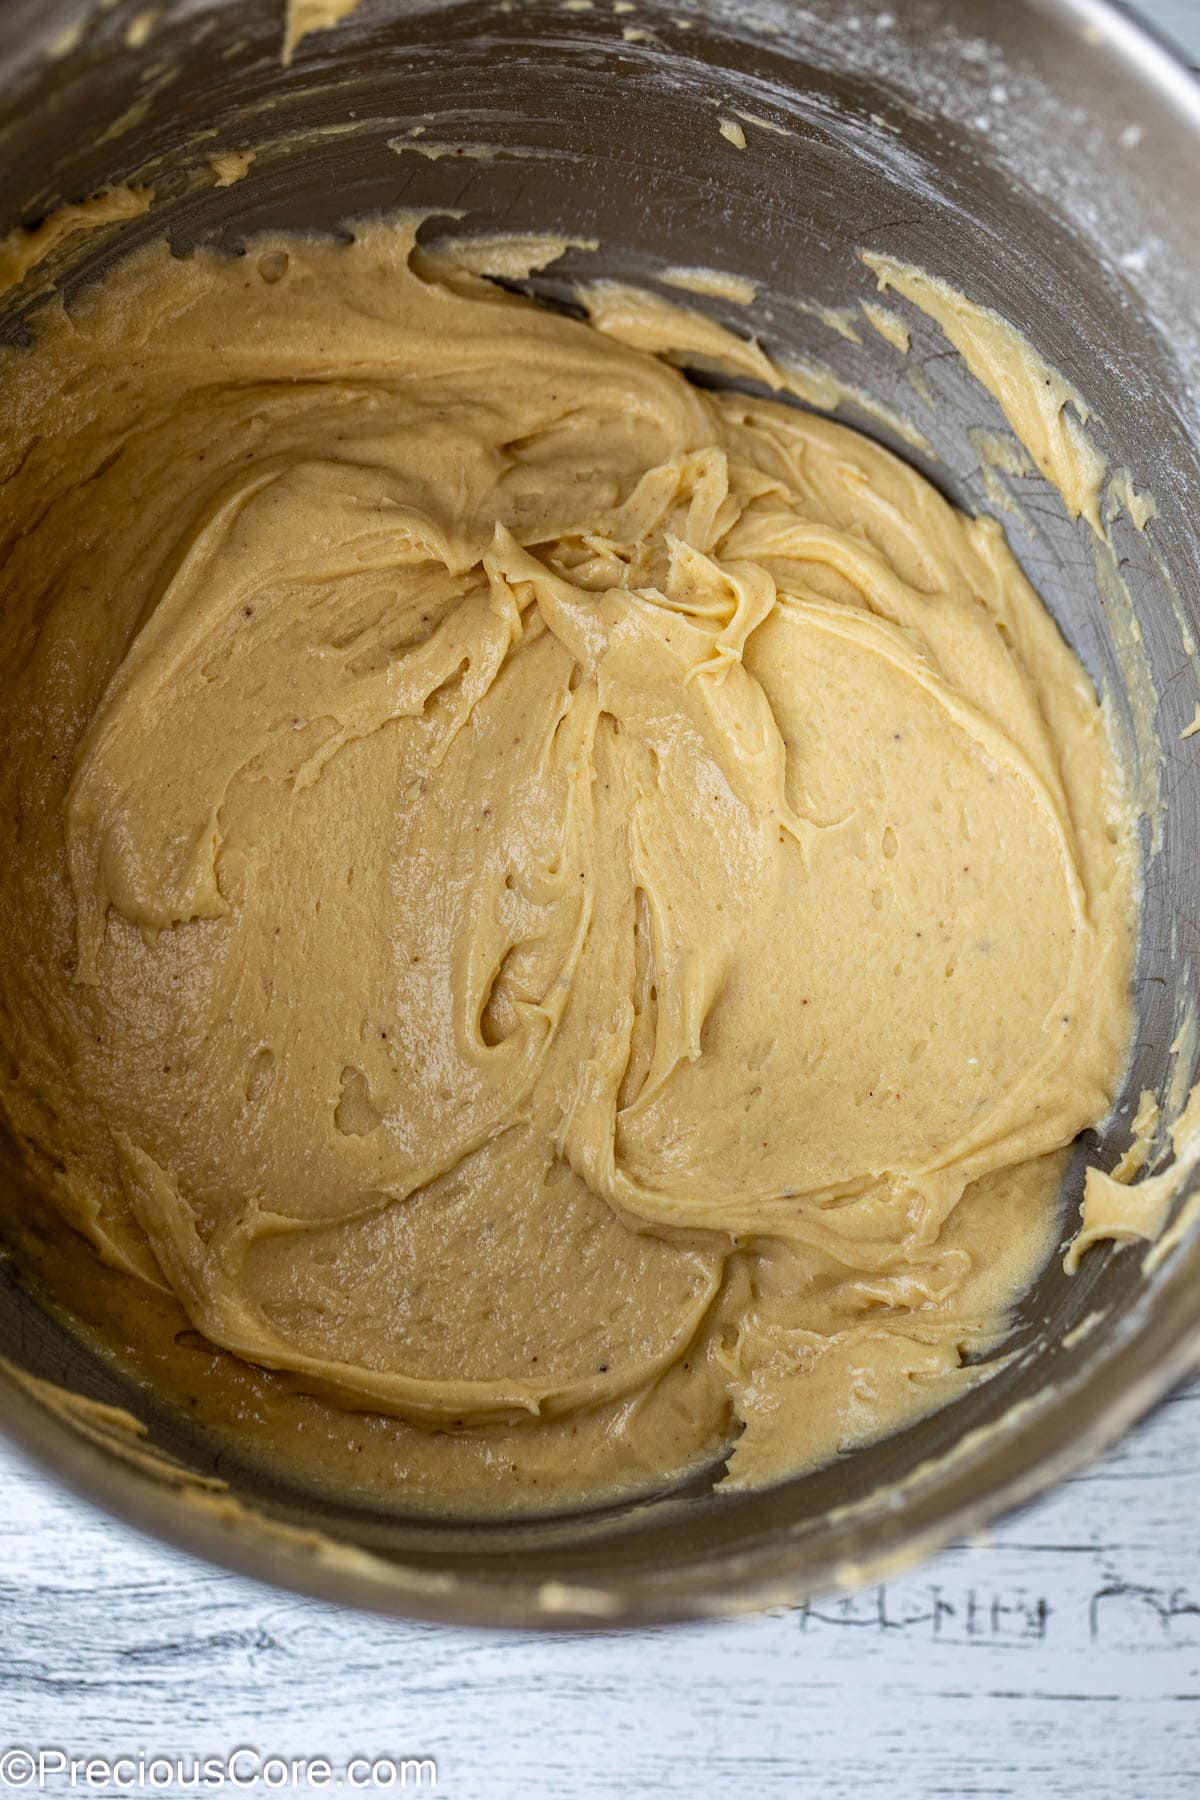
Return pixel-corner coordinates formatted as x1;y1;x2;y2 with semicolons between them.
0;0;1198;1628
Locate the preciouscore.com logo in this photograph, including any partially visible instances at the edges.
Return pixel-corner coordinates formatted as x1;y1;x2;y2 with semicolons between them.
0;1748;438;1792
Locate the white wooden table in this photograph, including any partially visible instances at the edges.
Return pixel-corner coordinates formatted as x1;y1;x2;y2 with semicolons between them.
4;1387;1200;1795
3;5;1199;1795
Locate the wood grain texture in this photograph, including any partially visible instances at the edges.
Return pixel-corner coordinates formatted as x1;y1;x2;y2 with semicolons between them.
4;1388;1200;1795
1;3;1199;1794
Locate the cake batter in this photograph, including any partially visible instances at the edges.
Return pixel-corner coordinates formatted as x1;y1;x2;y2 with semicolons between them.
0;221;1135;1511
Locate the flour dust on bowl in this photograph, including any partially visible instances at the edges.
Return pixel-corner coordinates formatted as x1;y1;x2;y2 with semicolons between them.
0;0;1197;1628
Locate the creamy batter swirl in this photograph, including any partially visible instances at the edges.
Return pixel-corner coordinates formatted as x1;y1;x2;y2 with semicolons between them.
0;223;1133;1508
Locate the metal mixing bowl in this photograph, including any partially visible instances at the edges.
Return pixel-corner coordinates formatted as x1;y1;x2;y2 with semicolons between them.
0;0;1198;1628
